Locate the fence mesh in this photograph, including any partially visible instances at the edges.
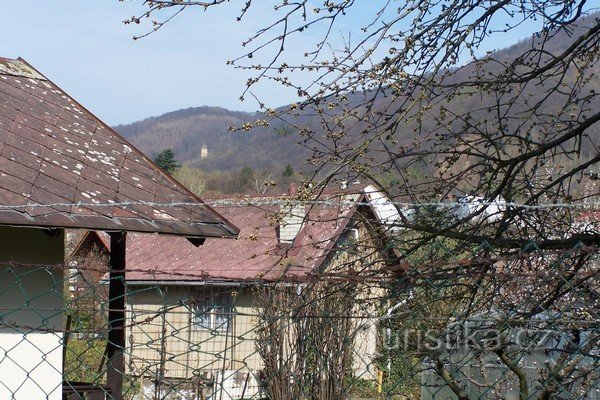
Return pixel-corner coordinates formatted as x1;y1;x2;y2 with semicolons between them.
0;198;598;400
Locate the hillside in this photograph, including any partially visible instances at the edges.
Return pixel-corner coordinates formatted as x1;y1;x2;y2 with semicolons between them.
113;106;311;172
113;13;600;175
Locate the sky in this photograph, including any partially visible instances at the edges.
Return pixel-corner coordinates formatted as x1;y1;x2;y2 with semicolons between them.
1;1;281;125
1;1;544;126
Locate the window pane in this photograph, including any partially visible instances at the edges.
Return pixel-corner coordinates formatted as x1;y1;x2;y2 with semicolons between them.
193;303;211;328
192;288;233;330
214;307;232;329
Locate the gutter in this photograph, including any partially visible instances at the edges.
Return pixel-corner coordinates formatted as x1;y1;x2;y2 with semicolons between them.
122;280;303;287
120;280;245;287
384;291;414;375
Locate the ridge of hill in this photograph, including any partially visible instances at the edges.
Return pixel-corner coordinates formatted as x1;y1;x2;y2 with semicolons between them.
113;106;307;172
113;13;600;173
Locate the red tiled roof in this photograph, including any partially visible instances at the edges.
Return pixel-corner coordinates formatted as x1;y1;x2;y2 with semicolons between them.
576;210;600;233
578;211;600;221
0;57;237;238
77;193;365;282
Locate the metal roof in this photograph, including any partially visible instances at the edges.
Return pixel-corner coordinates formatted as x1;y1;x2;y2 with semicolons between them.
0;57;238;238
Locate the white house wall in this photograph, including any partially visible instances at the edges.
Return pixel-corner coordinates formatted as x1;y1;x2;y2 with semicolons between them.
0;226;64;400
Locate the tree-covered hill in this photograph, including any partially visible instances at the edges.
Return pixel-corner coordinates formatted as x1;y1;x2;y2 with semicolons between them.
113;13;600;176
113;106;309;173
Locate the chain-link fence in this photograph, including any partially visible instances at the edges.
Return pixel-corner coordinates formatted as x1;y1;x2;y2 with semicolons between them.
0;199;598;400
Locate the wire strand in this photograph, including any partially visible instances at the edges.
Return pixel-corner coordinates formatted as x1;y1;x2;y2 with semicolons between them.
0;198;598;210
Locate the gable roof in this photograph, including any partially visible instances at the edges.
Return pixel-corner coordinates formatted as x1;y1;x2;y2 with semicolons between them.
0;57;237;238
73;190;388;283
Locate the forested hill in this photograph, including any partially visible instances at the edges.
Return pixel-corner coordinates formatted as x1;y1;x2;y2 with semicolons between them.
114;13;600;173
113;106;310;172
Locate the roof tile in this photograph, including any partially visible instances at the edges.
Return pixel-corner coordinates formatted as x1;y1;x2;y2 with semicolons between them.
0;57;237;238
81;193;365;282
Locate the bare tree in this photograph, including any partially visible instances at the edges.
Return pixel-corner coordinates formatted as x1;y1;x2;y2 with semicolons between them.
254;279;363;400
172;165;207;196
122;2;600;398
124;1;599;216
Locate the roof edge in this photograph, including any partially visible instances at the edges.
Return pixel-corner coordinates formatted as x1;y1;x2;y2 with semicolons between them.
6;58;239;238
0;57;48;80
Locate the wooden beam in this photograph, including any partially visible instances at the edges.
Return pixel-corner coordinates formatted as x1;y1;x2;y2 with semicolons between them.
107;231;126;400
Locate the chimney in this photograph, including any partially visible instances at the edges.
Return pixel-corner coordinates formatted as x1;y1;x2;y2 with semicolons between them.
279;183;304;243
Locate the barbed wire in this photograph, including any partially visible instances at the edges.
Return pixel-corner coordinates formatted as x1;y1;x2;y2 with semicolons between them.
2;200;598;399
2;312;598;336
0;198;599;210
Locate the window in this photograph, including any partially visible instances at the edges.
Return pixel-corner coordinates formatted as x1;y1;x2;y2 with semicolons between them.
192;288;233;330
337;226;360;253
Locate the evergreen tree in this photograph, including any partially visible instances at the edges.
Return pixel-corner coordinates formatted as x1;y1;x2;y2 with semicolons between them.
282;164;295;178
153;148;180;174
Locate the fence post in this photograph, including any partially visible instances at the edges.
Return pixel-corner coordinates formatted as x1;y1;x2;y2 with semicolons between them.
107;231;127;400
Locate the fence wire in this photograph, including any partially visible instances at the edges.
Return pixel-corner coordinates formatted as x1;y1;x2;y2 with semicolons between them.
0;199;598;400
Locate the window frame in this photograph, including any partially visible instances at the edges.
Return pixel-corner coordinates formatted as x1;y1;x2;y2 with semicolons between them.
191;287;234;331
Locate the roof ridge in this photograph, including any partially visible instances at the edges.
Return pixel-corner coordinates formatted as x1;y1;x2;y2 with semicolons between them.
0;58;47;80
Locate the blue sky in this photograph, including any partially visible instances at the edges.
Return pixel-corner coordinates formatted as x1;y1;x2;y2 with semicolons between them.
1;1;542;125
1;1;277;124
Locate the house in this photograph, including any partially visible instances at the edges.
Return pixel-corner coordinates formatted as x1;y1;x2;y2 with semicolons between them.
0;57;237;400
417;210;600;400
420;310;600;400
72;184;398;399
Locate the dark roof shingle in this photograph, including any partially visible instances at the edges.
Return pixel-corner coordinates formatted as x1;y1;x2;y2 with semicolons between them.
0;57;237;238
